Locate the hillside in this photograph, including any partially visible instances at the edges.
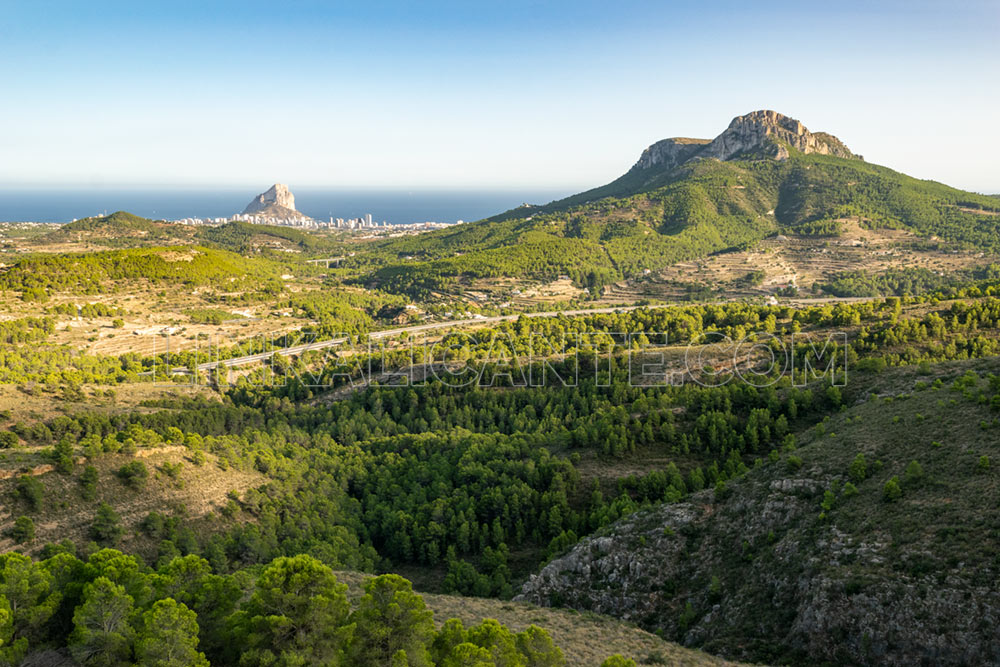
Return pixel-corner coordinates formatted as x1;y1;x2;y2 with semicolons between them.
39;211;196;247
33;211;334;257
0;245;283;297
517;357;1000;665
0;441;264;563
354;111;1000;299
197;220;334;254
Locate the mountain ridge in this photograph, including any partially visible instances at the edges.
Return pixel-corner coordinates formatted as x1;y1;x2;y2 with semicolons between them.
636;110;857;169
498;109;859;217
359;110;1000;299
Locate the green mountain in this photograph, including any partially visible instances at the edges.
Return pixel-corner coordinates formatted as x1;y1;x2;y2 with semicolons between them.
42;211;183;246
361;111;1000;297
59;210;164;233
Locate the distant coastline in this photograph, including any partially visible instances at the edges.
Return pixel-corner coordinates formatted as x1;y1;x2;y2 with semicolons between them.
0;187;574;225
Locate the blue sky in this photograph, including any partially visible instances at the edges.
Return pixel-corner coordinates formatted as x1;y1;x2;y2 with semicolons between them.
2;0;998;192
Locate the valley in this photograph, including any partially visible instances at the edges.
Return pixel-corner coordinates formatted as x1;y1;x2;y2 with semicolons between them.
1;110;999;666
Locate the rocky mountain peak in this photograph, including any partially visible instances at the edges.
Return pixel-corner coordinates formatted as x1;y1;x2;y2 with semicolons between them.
630;110;856;172
243;183;297;216
702;109;855;161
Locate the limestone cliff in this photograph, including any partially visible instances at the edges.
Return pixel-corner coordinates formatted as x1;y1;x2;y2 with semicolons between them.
632;138;710;171
629;110;857;173
700;110;856;161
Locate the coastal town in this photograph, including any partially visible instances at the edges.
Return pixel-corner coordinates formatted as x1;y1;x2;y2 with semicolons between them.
168;184;463;233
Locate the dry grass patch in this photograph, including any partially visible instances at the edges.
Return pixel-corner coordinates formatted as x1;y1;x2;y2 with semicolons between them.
333;570;745;666
0;447;264;557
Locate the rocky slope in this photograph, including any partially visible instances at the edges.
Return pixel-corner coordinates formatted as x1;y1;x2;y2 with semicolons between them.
517;361;1000;665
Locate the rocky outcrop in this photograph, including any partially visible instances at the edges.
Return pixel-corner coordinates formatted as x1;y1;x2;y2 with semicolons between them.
632;138;710;171
629;110;857;173
242;184;304;219
517;465;1000;666
701;110;855;161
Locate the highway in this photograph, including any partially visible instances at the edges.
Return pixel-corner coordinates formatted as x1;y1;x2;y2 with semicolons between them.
176;297;862;374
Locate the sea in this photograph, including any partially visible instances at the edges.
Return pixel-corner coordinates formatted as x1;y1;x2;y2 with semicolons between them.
0;188;576;225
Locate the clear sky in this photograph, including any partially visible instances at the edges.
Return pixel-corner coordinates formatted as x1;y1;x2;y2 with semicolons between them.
2;0;998;193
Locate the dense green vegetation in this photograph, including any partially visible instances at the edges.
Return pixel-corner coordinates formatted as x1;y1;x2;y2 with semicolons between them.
817;264;1000;297
0;246;282;299
8;291;1000;662
0;550;566;666
818;267;960;297
46;302;128;319
198;221;337;255
184;308;243;325
13;296;997;585
284;288;407;339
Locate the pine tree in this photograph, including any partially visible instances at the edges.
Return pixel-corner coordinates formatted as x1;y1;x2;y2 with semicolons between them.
90;504;124;545
515;625;566;666
69;577;134;667
135;599;208;667
235;555;352;666
11;516;34;544
347;574;435;666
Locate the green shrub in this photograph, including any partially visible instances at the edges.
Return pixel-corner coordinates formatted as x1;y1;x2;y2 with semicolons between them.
883;476;902;502
708;575;723;602
80;465;99;500
821;490;836;512
160;461;183;479
117;461;149;489
11;515;35;543
677;601;697;634
90;502;124;545
849;453;867;482
16;475;44;511
601;656;637;667
904;460;924;485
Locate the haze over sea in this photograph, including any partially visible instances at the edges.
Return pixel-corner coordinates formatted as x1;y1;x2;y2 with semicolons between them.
0;188;575;225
